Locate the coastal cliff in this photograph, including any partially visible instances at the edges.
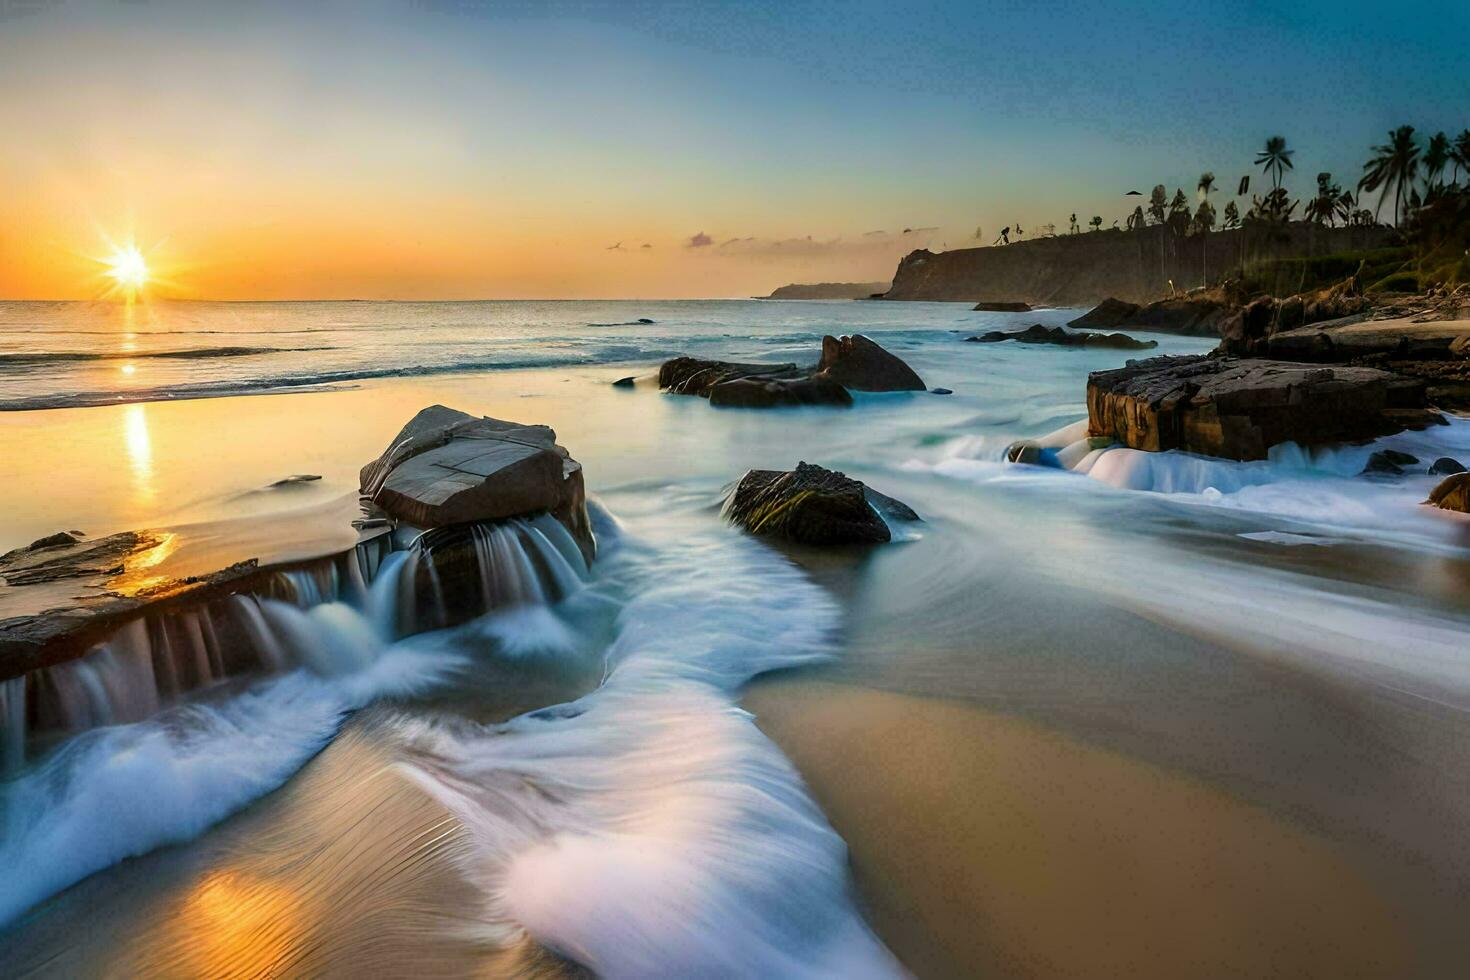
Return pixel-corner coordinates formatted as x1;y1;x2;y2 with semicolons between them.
882;224;1393;306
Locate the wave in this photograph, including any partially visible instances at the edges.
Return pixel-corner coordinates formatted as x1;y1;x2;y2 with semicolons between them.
0;347;676;411
392;513;900;976
0;621;468;927
0;346;333;368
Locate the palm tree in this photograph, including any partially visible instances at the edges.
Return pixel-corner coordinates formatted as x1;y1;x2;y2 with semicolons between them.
1255;136;1294;190
1305;173;1342;226
1222;200;1240;229
1424;132;1451;192
1195;173;1216;283
1358;125;1420;226
1452;130;1470;186
1147;185;1168;225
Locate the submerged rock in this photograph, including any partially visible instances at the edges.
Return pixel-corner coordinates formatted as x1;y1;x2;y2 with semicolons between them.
726;462;911;545
1429;457;1467;476
972;300;1032;312
708;376;853;408
360;405;594;562
813;334;926;391
969;324;1157;350
611;376;637;388
658;357;803;396
1086;355;1437;461
1425;473;1470;513
1360;449;1420;476
931;387;953;395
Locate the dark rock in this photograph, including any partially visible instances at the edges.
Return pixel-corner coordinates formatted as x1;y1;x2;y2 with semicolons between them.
813;334;926;391
1360;450;1419;476
9;531;84;556
1425;473;1470;513
707;376;853;408
969;324;1156;350
1429;457;1467;476
360;405;594;562
658;357;803;396
267;474;322;488
656;357;850;408
972;301;1032;312
1123;296;1233;336
612;376;637;388
726;463;903;545
638;318;654;324
931;387;953;395
1087;355;1438;461
1068;298;1141;329
1220;277;1374;357
1004;440;1063;467
864;487;921;522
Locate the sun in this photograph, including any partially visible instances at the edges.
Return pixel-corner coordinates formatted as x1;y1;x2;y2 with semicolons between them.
106;245;150;291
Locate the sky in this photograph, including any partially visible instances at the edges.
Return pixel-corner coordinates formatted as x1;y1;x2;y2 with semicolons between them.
0;0;1466;300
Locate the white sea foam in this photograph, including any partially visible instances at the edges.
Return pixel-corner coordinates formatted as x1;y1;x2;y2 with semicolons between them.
0;623;466;927
394;521;902;978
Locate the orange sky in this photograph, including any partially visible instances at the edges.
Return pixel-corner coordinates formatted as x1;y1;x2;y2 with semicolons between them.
2;1;1461;300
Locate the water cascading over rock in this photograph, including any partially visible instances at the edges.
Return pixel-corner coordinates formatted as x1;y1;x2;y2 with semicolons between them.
0;405;598;774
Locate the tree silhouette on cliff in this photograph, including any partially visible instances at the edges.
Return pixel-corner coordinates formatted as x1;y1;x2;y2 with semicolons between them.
1256;136;1294;190
1359;125;1420;226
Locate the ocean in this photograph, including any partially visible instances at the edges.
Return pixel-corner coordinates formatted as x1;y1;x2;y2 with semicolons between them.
2;298;1469;976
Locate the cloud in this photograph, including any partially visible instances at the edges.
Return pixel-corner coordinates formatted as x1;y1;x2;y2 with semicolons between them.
685;231;713;248
689;228;938;262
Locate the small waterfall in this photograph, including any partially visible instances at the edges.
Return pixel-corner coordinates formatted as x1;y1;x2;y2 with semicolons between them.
2;515;587;773
1;677;25;776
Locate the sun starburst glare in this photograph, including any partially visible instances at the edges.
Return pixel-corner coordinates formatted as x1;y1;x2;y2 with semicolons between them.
106;244;149;291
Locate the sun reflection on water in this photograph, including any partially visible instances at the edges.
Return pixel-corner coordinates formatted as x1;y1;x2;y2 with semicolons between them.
123;402;156;506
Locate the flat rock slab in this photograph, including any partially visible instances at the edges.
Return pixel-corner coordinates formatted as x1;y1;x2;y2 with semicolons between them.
972;301;1032;312
1267;316;1470;361
0;529;279;678
1087;355;1436;460
360;405;594;561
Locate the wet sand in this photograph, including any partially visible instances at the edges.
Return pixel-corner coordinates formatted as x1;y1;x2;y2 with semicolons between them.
746;680;1417;979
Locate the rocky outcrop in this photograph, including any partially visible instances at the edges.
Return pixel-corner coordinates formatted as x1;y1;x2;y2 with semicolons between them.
657;335;923;406
1086;355;1438;461
360;405;594;562
1068;298;1141;329
881;224;1394;306
658;357;852;408
973;301;1032;312
968;324;1157;350
1124;295;1234;336
726;462;914;545
764;282;889;300
0;528;389;679
1219;276;1374;357
1429;457;1466;476
813;334;926;391
1425;473;1470;513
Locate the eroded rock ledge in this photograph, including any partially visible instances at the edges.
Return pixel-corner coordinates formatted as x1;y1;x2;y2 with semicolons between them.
1087;355;1439;461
